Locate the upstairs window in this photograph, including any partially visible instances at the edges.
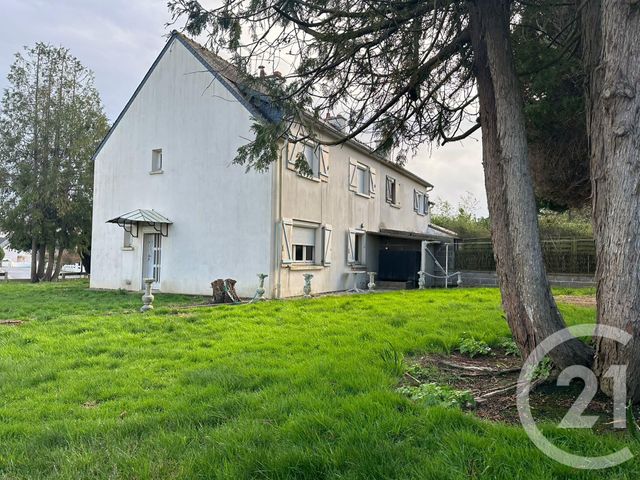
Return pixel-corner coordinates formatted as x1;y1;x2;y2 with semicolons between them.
151;149;163;173
385;176;397;204
349;158;376;197
356;165;369;195
303;144;321;178
292;226;316;263
413;190;430;215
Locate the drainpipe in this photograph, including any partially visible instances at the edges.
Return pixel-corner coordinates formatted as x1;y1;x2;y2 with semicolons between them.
272;141;285;299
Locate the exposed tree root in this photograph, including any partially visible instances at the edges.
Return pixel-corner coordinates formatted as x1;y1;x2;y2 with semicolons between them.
474;378;545;404
437;358;521;376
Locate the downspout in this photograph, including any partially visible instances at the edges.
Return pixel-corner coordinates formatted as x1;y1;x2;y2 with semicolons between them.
272;141;285;299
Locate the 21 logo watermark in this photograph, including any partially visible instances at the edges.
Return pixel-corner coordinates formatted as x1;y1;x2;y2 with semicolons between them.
517;324;635;469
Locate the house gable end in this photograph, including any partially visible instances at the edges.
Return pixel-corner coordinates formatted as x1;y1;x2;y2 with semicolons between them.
92;32;261;162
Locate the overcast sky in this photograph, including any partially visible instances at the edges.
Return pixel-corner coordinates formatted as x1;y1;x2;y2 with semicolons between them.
0;0;487;215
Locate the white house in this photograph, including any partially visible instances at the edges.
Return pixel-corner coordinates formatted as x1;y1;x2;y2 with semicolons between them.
0;234;31;268
90;32;456;298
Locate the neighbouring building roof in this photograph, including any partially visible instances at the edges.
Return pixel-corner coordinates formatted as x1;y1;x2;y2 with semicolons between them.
427;223;458;238
94;31;434;189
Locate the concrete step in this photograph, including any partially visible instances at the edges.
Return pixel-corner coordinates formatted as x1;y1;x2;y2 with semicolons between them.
376;281;409;290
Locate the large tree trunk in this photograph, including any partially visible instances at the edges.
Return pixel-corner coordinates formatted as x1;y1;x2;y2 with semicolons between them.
36;245;46;281
30;238;38;283
43;243;55;281
467;0;593;368
581;0;640;401
52;247;64;281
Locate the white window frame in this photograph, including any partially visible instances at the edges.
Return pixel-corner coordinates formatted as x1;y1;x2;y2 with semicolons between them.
122;230;133;250
293;243;315;263
347;229;367;266
356;164;369;196
414;190;429;215
299;142;321;179
291;224;319;264
151;149;163;173
354;232;364;264
385;175;397;205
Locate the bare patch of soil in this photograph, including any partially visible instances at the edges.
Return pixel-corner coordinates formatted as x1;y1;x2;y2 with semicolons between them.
554;295;596;307
406;351;638;433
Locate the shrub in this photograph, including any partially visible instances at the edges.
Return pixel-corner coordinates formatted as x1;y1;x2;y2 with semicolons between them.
530;357;553;382
397;383;475;409
499;339;521;357
458;336;492;358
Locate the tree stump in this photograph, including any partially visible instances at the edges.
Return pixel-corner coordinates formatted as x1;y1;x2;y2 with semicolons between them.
211;278;240;304
211;279;225;304
224;278;239;303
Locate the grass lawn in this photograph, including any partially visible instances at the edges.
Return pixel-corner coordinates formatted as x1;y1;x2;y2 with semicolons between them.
0;281;636;479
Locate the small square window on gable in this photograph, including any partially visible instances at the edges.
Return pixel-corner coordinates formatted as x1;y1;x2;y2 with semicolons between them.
151;149;163;173
123;229;132;249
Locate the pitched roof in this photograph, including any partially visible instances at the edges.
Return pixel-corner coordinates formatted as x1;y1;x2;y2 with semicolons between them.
94;31;433;188
175;33;433;188
175;33;282;123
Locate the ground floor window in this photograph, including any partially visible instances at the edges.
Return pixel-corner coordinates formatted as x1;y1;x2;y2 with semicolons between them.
354;233;363;263
292;226;317;263
348;229;366;265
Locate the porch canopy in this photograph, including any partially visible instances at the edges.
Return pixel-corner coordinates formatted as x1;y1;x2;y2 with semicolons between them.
373;225;456;242
107;209;172;237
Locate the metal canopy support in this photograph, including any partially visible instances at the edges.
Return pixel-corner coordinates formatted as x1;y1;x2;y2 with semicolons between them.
149;222;169;237
114;221;169;238
117;220;140;238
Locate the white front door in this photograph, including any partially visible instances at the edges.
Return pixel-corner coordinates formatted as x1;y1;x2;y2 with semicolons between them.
142;233;162;289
